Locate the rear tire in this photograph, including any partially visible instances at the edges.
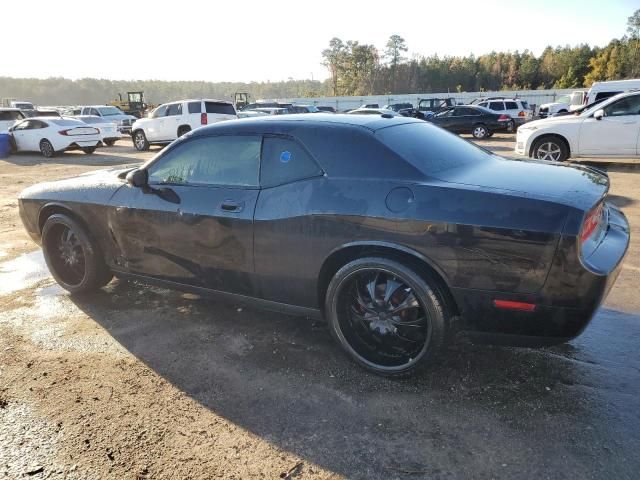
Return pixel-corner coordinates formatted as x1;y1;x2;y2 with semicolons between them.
104;139;116;147
41;214;112;294
133;130;149;151
532;136;568;162
472;124;488;139
507;119;515;133
39;139;56;158
81;147;96;154
325;257;449;377
177;126;191;137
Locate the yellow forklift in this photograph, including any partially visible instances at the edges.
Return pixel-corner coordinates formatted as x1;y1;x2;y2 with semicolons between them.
109;91;154;118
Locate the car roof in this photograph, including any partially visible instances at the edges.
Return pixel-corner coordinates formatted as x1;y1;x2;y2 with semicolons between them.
0;107;21;111
190;113;420;136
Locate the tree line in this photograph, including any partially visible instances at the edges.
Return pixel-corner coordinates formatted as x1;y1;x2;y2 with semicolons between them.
322;9;640;96
0;9;638;106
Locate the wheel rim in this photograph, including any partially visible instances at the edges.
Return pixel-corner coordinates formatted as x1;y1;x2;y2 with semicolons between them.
507;120;515;132
335;268;430;370
473;126;486;138
41;141;53;156
536;141;562;161
46;224;86;287
134;133;145;149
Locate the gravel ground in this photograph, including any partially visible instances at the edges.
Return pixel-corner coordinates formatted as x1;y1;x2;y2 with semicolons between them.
1;136;639;479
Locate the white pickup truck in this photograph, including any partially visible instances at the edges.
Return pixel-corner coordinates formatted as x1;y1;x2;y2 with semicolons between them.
537;91;585;118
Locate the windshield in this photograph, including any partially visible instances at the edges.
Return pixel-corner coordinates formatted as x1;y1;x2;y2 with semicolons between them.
555;95;571;104
580;93;625;117
98;106;124;116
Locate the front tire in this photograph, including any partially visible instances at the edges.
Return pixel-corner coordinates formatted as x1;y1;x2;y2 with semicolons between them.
39;139;56;158
41;214;113;293
104;139;116;147
81;146;96;154
133;130;149;151
472;124;489;139
532;137;568;162
325;257;449;377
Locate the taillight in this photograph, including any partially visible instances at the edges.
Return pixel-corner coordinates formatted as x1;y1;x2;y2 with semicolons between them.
201;113;207;125
518;111;525;117
58;130;69;136
580;203;604;243
498;114;510;121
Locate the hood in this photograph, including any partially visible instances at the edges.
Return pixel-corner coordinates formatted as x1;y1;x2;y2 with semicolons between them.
19;166;133;203
519;115;583;129
540;101;566;109
433;156;608;211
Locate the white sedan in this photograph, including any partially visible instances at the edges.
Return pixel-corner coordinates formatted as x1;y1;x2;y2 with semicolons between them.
10;117;101;158
73;115;121;146
516;91;640;162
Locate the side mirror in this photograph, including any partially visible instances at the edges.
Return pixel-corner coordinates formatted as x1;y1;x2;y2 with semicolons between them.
126;168;148;188
594;109;604;120
7;126;13;132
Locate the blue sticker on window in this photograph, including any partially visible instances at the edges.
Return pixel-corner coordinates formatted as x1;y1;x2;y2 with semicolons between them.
280;151;292;163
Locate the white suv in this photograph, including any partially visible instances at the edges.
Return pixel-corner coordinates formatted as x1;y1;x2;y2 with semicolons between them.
131;99;237;151
516;91;640;162
476;99;533;132
0;108;25;132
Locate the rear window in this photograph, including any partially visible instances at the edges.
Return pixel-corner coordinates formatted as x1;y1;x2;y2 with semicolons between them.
505;101;518;109
0;111;24;121
50;119;84;126
205;102;236;115
188;101;201;114
488;101;505;111
376;122;493;174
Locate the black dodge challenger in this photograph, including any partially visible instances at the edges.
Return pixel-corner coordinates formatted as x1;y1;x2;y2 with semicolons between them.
18;114;629;376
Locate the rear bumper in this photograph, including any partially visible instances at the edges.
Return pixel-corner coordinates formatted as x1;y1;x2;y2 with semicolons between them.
453;203;629;345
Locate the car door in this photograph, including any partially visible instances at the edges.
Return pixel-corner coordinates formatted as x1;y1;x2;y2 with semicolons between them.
11;120;32;151
578;95;640;156
162;102;182;140
108;134;261;294
431;108;456;130
146;104;167;141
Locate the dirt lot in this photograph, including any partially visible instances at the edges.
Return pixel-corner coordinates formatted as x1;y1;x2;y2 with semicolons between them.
1;136;639;479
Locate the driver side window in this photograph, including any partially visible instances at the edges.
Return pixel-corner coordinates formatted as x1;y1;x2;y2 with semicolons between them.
152;105;168;118
147;135;261;187
603;95;640;117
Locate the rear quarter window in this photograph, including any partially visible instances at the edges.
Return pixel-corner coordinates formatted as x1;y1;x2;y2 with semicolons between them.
188;101;201;114
205;102;236;115
261;136;322;187
505;101;518;109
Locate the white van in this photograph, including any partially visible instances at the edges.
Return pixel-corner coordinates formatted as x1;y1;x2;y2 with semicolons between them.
584;79;640;106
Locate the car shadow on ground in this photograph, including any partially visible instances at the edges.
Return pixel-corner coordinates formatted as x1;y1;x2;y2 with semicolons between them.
67;278;640;479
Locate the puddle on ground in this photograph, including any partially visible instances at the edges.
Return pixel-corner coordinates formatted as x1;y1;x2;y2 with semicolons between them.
0;251;49;295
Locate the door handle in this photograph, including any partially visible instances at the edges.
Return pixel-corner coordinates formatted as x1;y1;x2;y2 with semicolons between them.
220;200;244;212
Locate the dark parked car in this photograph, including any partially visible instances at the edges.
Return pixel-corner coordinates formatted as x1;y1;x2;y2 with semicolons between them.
316;106;336;113
18;114;629;376
427;105;511;138
399;97;457;120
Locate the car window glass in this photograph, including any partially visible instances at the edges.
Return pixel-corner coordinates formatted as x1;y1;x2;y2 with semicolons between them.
152;105;168;118
505;101;518;109
261;136;322;187
595;91;621;101
466;107;481;116
478;102;487;108
90;108;100;116
148;135;261;187
166;103;182;116
488;101;505;111
13;120;30;130
187;101;201;114
603;95;640;117
204;102;236;115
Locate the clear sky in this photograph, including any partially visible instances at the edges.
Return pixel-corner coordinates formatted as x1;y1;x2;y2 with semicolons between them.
3;0;637;82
